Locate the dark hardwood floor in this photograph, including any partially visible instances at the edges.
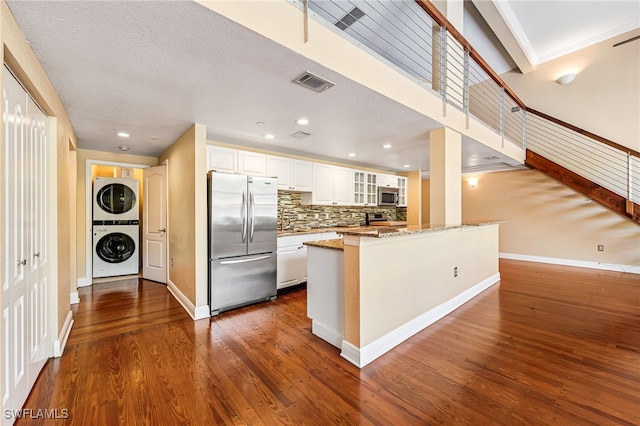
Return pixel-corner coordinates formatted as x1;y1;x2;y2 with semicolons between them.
16;260;640;425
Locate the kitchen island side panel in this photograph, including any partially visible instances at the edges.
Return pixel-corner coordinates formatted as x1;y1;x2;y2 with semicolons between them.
353;224;499;348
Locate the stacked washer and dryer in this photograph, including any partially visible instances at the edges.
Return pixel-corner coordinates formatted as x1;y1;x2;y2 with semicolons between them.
92;177;140;278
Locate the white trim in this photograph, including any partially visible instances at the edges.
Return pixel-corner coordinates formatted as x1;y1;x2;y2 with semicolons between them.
340;341;361;366
167;279;210;320
52;310;74;358
537;22;640;65
341;273;500;368
499;253;640;275
312;320;343;348
70;292;80;305
76;276;91;288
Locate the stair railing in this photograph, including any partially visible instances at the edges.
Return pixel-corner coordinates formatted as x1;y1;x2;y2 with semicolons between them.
297;0;639;208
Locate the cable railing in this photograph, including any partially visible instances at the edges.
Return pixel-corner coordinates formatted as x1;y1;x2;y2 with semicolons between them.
297;0;639;210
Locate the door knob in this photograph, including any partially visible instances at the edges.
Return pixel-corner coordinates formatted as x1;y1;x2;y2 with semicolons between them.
18;259;26;266
157;228;166;233
33;252;40;258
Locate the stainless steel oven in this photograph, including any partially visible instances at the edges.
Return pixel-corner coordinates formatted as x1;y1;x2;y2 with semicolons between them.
378;187;399;206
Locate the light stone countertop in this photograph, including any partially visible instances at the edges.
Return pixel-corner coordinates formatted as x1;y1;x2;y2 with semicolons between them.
303;239;345;251
336;221;505;238
277;226;360;237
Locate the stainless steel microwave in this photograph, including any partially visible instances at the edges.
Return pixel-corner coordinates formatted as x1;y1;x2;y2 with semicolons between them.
378;187;399;206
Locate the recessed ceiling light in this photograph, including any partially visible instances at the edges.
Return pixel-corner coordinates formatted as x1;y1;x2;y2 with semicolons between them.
264;134;275;140
382;144;392;149
256;122;265;126
118;145;130;151
347;153;356;157
149;136;158;140
403;164;410;168
296;118;310;125
116;132;130;138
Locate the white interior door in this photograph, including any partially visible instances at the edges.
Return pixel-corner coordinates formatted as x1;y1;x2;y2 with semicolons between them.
2;66;49;420
142;165;167;283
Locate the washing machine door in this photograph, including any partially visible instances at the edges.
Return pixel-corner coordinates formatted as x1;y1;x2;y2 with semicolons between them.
96;183;137;215
96;232;136;263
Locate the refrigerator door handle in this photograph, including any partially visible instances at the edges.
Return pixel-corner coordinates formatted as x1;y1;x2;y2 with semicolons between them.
249;190;256;242
241;190;247;243
220;255;271;265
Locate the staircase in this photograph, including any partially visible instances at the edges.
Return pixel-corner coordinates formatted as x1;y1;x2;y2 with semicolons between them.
302;0;639;224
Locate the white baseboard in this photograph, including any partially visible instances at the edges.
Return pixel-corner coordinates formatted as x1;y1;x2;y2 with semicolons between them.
53;310;74;358
77;276;92;288
499;253;640;274
70;292;80;305
167;279;210;320
341;272;500;368
312;320;343;349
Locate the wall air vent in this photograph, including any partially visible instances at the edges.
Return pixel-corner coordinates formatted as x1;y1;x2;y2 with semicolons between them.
335;7;365;31
292;71;335;93
290;131;312;139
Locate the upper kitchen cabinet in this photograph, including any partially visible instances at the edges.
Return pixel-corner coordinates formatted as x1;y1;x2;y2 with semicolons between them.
266;155;313;192
397;176;407;207
206;145;237;173
302;163;353;206
238;151;266;176
353;171;378;206
206;146;266;176
378;173;399;188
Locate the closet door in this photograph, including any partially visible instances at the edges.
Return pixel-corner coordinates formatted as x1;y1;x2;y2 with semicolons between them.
2;66;49;417
26;94;48;387
2;65;29;414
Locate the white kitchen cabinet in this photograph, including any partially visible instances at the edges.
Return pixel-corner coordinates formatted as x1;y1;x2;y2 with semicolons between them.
397;176;408;207
267;155;313;191
353;171;365;205
303;164;353;205
277;232;342;289
206;145;237;173
238;151;266;176
277;245;307;289
353;171;378;206
377;173;399;188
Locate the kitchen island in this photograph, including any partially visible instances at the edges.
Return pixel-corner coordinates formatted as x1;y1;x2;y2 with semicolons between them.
305;222;502;368
304;239;345;348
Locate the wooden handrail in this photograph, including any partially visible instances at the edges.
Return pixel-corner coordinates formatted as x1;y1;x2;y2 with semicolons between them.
414;0;640;159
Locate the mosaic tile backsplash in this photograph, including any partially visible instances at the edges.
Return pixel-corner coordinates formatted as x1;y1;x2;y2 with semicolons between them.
278;191;406;231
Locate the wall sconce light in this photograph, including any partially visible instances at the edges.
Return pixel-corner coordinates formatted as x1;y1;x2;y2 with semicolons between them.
468;177;479;187
556;73;576;85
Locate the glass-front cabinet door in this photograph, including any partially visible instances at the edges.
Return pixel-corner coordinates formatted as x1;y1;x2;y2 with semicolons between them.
353;171;365;205
397;177;407;207
366;173;377;205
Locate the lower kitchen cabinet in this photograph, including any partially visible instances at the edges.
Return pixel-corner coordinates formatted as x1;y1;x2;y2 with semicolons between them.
277;232;340;289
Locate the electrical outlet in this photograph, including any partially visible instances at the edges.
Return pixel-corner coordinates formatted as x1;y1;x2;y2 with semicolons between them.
314;213;319;219
454;266;458;277
298;214;304;220
597;245;604;252
325;213;330;219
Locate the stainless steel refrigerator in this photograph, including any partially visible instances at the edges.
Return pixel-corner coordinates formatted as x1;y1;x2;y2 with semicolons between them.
208;171;277;315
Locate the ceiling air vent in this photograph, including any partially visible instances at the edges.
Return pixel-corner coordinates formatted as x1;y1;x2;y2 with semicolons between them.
290;131;311;140
335;7;365;31
292;71;335;93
